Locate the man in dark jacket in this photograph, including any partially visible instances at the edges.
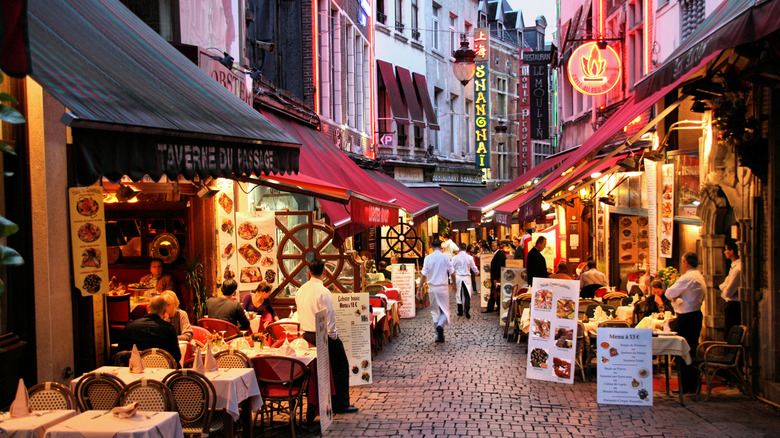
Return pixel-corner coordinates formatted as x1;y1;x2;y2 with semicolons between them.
483;240;506;313
119;295;181;363
206;279;250;330
527;236;549;286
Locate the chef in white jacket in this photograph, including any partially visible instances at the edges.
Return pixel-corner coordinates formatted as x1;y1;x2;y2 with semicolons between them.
418;240;455;343
452;242;479;319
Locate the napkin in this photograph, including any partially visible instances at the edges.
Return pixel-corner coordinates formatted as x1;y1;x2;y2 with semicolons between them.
192;346;205;374
128;345;145;374
290;337;309;352
9;379;30;418
205;345;219;372
278;339;295;356
111;401;140;419
593;306;608;323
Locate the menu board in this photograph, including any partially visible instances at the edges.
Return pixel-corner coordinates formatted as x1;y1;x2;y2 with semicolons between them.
215;179;237;287
235;211;277;292
69;186;109;296
479;253;494;308
617;217;649;265
500;267;527;327
314;309;333;431
645;160;658;273
391;263;416;318
526;278;580;384
333;293;372;386
596;328;653;405
660;164;674;258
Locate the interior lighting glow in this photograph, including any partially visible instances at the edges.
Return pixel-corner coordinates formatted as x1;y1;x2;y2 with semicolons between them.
590;172;602;178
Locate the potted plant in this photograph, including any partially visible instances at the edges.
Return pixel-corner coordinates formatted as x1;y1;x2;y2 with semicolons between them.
185;256;208;321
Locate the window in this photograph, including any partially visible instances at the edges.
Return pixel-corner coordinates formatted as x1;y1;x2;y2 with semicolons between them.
681;0;705;40
449;15;457;56
120;0;175;41
346;24;355;128
398;124;408;147
449;95;457;154
432;5;440;50
433;88;441;151
377;0;387;24
414;126;424;149
478;12;487;28
411;0;419;40
627;0;645;89
496;77;507;118
395;0;404;31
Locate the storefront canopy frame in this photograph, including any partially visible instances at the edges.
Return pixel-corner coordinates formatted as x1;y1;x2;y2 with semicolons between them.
365;171;439;223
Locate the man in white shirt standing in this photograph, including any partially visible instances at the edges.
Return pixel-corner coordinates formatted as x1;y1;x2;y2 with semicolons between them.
719;239;742;334
296;259;358;414
452;242;479;319
665;252;706;394
418;240;455;342
441;235;459;258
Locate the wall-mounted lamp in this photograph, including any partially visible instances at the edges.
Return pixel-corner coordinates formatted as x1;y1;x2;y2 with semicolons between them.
691;100;712;113
599;195;616;206
250;40;276;53
116;184;138;202
213;52;234;69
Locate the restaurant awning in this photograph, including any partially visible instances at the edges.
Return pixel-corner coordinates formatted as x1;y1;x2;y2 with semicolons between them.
413;73;440;130
377;60;410;125
259;110;399;244
396;66;426;128
408;187;474;228
365;171;439;222
439;185;491;205
635;0;780;101
28;0;300;185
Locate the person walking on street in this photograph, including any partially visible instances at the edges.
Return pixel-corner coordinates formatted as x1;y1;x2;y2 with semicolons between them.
720;239;742;334
441;235;459;258
296;259;358;413
418;240;455;342
665;252;706;394
453;243;479;318
483;240;506;313
526;236;549;287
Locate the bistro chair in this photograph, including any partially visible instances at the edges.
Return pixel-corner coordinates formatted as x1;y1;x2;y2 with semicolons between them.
513;293;532;344
577;300;599;321
594;287;609;299
191;326;212;345
198;318;243;339
580;284;603;300
251;356;310;438
695;325;752;401
383;288;400;302
28;382;77;411
597;320;630;328
365;284;386;294
585;304;616;320
116;378;176;412
140;348;178;369
575;322;589;381
265;321;301;343
106;294;131;343
163;370;225;438
111;350;132;367
214;349;251;368
74;372;124;411
604;292;629;308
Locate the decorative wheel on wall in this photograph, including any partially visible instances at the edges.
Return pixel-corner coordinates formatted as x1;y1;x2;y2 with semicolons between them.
381;223;421;259
274;211;360;296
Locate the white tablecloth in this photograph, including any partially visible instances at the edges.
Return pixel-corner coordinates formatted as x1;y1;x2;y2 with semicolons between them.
43;411;183;438
0;410;77;438
652;334;692;365
519;308;531;333
70;367;262;422
636;316;666;330
616;306;634;324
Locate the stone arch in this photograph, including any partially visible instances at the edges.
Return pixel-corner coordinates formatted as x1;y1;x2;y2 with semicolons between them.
697;183;733;338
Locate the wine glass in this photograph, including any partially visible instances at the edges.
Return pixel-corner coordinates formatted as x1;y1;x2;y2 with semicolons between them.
288;305;295;319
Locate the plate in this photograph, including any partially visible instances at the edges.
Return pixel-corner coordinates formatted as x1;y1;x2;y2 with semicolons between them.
657;331;678;336
149;233;180;264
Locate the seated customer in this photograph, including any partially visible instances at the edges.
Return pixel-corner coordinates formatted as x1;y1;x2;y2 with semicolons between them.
550;261;574;279
119;295;181;364
377;261;392;281
139;258;176;293
161;290;193;341
206;279;250;330
636;280;674;321
241;281;279;324
579;260;608;288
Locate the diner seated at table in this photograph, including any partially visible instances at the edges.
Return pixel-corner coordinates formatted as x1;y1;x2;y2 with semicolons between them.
206;278;250;331
241;281;279;324
138;258;176;293
550;261;574;280
118;295;181;364
579;260;608;288
635;280;674;322
161;290;193;341
378;261;392;280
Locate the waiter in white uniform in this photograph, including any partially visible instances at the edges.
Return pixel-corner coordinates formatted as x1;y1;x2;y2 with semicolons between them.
418;240;455;343
452;242;479;319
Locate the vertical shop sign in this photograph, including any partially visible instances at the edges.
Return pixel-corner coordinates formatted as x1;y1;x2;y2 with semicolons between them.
479;252;494;308
215;179;238;287
518;49;532;174
524;51;552;140
645;160;658;273
235;211;278;292
333;293;372;386
526;278;580;384
315;310;333;431
69;186;109;296
474;28;490;169
391;263;416;318
660;164;674;258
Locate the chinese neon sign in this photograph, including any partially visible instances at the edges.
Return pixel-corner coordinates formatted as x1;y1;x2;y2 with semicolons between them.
567;42;621;95
474;28;489;169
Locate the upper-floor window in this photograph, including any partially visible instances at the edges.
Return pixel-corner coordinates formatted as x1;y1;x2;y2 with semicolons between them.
411;0;420;40
496;77;507;118
377;0;387;24
450;15;457;57
627;0;645;89
681;0;705;40
395;0;405;30
478;12;487;28
432;5;440;50
121;0;175;41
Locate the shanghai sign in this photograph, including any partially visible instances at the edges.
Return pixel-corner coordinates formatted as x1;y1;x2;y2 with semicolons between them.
474;28;490;169
567;42;621;95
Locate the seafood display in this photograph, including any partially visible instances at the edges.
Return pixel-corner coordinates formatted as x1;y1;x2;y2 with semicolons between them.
556;299;575;319
76;197;99;217
80;248;101;268
530;348;548;368
218;193;233;214
534;289;553;309
260;256;274;267
223;264;235;281
553;358;571;379
221;243;234;260
554;328;573;348
256;234;275;252
239;244;261;265
532;319;550;339
221;219;234;235
83;274;102;294
264;269;276;283
240;267;262;283
77;223;101;243
237;222;259;240
503;270;515;281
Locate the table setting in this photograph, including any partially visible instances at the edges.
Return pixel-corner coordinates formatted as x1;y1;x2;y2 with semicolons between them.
42;410;183;438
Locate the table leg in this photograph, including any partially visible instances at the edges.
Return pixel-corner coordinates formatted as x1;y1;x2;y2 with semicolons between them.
665;355;671;396
678;358;685;406
241;398;253;438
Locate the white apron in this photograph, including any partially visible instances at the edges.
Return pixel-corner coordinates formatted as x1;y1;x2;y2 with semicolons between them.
428;284;451;328
455;274;473;305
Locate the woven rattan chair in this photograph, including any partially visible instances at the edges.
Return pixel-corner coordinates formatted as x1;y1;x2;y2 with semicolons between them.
604;292;629;309
116;378;176;412
577;300;599;321
198;318;243;339
163;370;225;437
575;322;589;381
140;348;178;369
74;372;124;411
695;324;752;401
29;382;77;411
251;356;309;438
597;320;630;328
214;349;251;368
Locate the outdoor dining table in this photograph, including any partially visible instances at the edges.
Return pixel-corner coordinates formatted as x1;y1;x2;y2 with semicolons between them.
42;410;183;438
0;410;78;438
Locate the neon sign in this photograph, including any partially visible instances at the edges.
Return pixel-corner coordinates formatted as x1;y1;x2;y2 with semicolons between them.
567;42;621;95
474;28;490;169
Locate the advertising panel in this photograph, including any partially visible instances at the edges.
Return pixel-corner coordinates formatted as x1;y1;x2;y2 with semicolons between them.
69;186;109;296
333;293;372;386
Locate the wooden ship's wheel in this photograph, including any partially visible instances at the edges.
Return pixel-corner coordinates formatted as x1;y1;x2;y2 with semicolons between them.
381;222;421;258
274;211;360;295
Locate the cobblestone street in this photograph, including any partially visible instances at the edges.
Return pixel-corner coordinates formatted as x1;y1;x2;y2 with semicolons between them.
277;294;780;437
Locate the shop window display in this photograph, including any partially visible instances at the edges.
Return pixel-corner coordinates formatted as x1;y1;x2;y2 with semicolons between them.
674;154;700;219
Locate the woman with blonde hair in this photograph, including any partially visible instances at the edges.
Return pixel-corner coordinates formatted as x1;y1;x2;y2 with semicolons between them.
241;281;279;324
160;290;193;341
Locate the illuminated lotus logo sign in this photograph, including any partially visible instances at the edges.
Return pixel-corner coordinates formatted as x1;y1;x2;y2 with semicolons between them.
568;42;621;95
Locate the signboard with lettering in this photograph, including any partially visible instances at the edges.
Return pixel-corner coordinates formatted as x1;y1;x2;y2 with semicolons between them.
596;328;653;405
479;252;494;308
333;293;372;386
527;53;550;140
394;167;424;183
474;28;490;169
391;263;416;318
519;49;532;174
69;186;109;296
315;310;333;431
567;42;622;96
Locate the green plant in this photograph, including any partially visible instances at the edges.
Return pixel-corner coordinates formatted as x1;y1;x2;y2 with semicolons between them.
185;256;208;320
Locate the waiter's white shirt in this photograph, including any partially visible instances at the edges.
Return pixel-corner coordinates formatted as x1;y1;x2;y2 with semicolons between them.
441;239;459;258
452;251;478;277
295;277;338;339
422;250;454;286
579;269;608;288
719;259;741;301
665;268;706;314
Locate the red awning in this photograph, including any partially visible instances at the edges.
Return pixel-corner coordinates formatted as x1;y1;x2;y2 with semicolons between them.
253;173;350;203
413;73;440;130
365;170;439;222
396;66;426;128
377;60;410;125
260;110;399;243
408;186;473;227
